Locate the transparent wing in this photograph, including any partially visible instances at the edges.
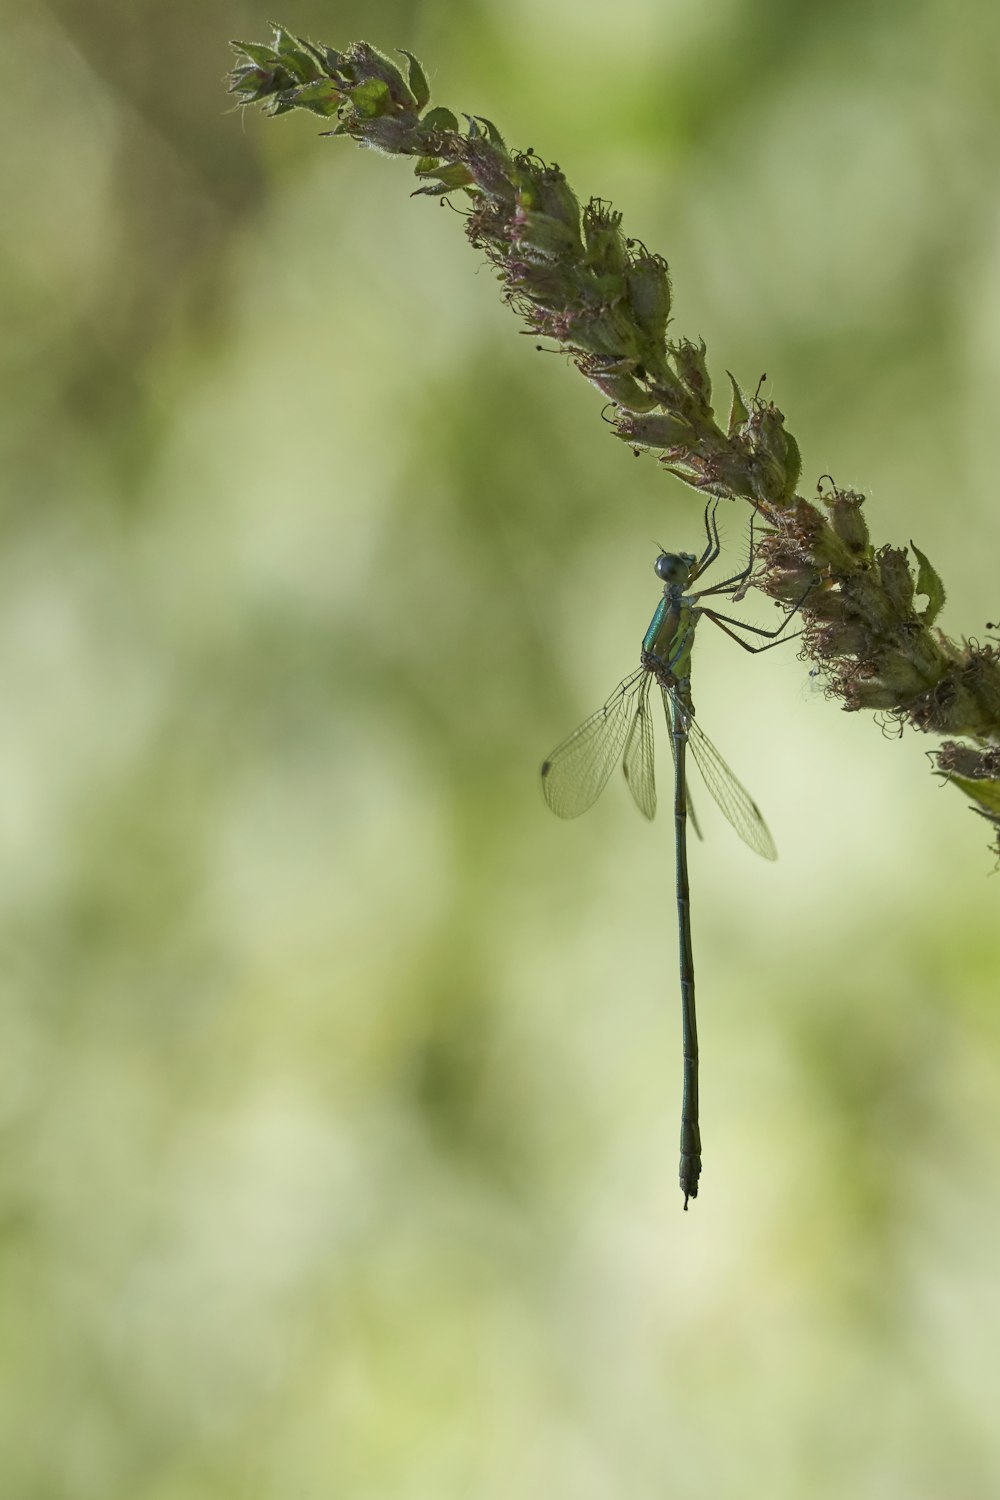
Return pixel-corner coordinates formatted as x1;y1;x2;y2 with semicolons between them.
621;676;656;820
541;669;645;819
684;709;777;860
684;778;703;841
660;691;703;839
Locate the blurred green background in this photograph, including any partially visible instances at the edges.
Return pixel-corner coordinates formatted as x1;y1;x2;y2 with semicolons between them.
5;1;1000;1495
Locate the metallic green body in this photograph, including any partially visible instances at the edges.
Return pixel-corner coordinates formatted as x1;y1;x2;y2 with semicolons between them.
540;531;781;1208
642;591;696;680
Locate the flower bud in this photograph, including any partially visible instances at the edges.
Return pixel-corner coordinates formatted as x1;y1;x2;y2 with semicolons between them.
874;648;928;698
670;338;712;412
460;138;516;201
962;650;1000;724
625;256;672;349
343;41;414;108
877;547;914;616
614;411;694;448
936;741;1000;780
844;677;902;710
746;403;799;505
536;169;582;242
564;307;637;359
762;559;818;603
513;207;580;262
825;490;869;553
582;200;627;277
587;372;658;412
813;620;869;656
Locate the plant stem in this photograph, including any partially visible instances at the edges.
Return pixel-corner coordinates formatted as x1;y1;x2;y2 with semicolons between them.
228;26;1000;855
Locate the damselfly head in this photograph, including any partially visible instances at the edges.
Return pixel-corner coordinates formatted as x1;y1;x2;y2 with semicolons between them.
654;551;696;587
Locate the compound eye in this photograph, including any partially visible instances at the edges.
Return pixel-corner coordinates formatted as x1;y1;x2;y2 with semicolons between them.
654;553;683;583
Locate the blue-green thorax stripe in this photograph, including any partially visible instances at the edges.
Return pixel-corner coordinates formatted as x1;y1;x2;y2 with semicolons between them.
643;595;696;678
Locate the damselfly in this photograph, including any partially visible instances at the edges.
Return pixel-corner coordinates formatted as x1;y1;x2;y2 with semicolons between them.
541;500;803;1207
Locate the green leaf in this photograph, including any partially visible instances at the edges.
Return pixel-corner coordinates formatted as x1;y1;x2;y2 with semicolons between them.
302;40;341;74
726;373;750;435
413;161;474;190
348;78;392;118
781;430;802;501
476;116;505;148
273;26;300;58
266;28;318;82
910;541;946;625
231;39;280;67
398;50;430;111
421;106;459;133
289;80;343;117
228;64;270;101
947;774;1000;818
